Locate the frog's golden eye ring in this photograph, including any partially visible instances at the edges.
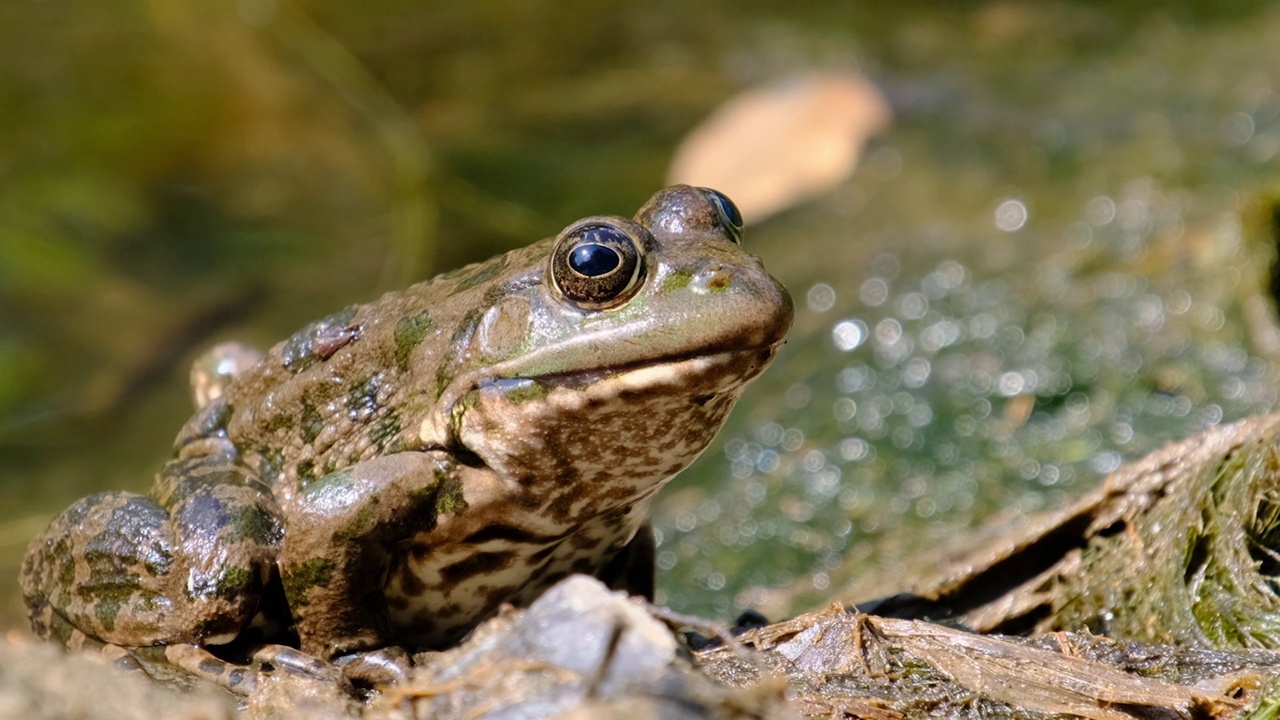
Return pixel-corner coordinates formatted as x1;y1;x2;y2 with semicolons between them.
699;187;744;245
550;222;646;310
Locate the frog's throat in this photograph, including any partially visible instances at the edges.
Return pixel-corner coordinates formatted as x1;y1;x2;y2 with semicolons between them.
416;344;780;456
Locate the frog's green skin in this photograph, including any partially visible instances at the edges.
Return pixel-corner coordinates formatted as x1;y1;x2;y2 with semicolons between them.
20;185;793;693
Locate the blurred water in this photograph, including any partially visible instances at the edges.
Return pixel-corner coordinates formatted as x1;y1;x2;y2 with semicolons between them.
652;4;1280;617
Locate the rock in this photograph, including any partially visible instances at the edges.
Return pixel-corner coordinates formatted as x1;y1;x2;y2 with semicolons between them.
373;575;796;720
698;604;1276;720
866;412;1280;649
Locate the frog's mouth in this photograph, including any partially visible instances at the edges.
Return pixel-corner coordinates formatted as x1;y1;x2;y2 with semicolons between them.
446;345;783;471
521;344;782;393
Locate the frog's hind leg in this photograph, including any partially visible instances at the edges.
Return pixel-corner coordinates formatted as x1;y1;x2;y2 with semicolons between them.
22;453;283;652
26;574;256;694
37;607;154;678
23;491;201;647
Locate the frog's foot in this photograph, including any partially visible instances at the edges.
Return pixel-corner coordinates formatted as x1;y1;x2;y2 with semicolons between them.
123;643;265;695
125;643;352;697
334;646;413;689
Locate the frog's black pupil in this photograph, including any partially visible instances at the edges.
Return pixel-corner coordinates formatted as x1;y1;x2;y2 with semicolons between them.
569;243;620;277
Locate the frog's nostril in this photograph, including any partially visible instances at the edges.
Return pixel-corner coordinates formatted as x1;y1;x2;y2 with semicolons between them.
701;264;731;291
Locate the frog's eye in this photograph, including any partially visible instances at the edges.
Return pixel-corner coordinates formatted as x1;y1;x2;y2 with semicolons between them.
550;222;646;310
699;187;744;245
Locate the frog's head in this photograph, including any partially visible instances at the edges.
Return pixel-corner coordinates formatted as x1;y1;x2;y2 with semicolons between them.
424;185;793;521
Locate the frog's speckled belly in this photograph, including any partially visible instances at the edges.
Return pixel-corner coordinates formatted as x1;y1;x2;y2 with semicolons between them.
383;498;654;647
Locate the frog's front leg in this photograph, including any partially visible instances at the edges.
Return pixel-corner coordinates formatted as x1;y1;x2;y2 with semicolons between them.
21;440;283;684
279;451;458;677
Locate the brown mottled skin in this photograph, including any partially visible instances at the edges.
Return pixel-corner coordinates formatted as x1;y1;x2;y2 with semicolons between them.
20;186;793;694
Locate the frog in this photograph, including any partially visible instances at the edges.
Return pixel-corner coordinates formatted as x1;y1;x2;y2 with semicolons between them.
20;185;793;695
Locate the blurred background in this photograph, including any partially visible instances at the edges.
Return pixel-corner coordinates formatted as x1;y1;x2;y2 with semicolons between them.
3;1;1280;630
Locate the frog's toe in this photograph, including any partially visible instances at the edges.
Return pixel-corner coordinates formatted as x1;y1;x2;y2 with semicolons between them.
145;643;264;695
334;646;412;688
250;643;349;687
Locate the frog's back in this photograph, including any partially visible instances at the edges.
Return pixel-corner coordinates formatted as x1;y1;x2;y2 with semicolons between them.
214;241;550;495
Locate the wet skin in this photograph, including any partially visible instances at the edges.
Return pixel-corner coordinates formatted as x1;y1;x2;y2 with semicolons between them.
20;185;793;693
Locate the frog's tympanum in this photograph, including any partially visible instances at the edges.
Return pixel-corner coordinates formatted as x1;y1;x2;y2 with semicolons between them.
21;186;793;693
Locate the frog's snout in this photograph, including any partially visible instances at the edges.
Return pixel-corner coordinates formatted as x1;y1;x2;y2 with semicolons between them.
766;277;796;345
710;262;794;351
